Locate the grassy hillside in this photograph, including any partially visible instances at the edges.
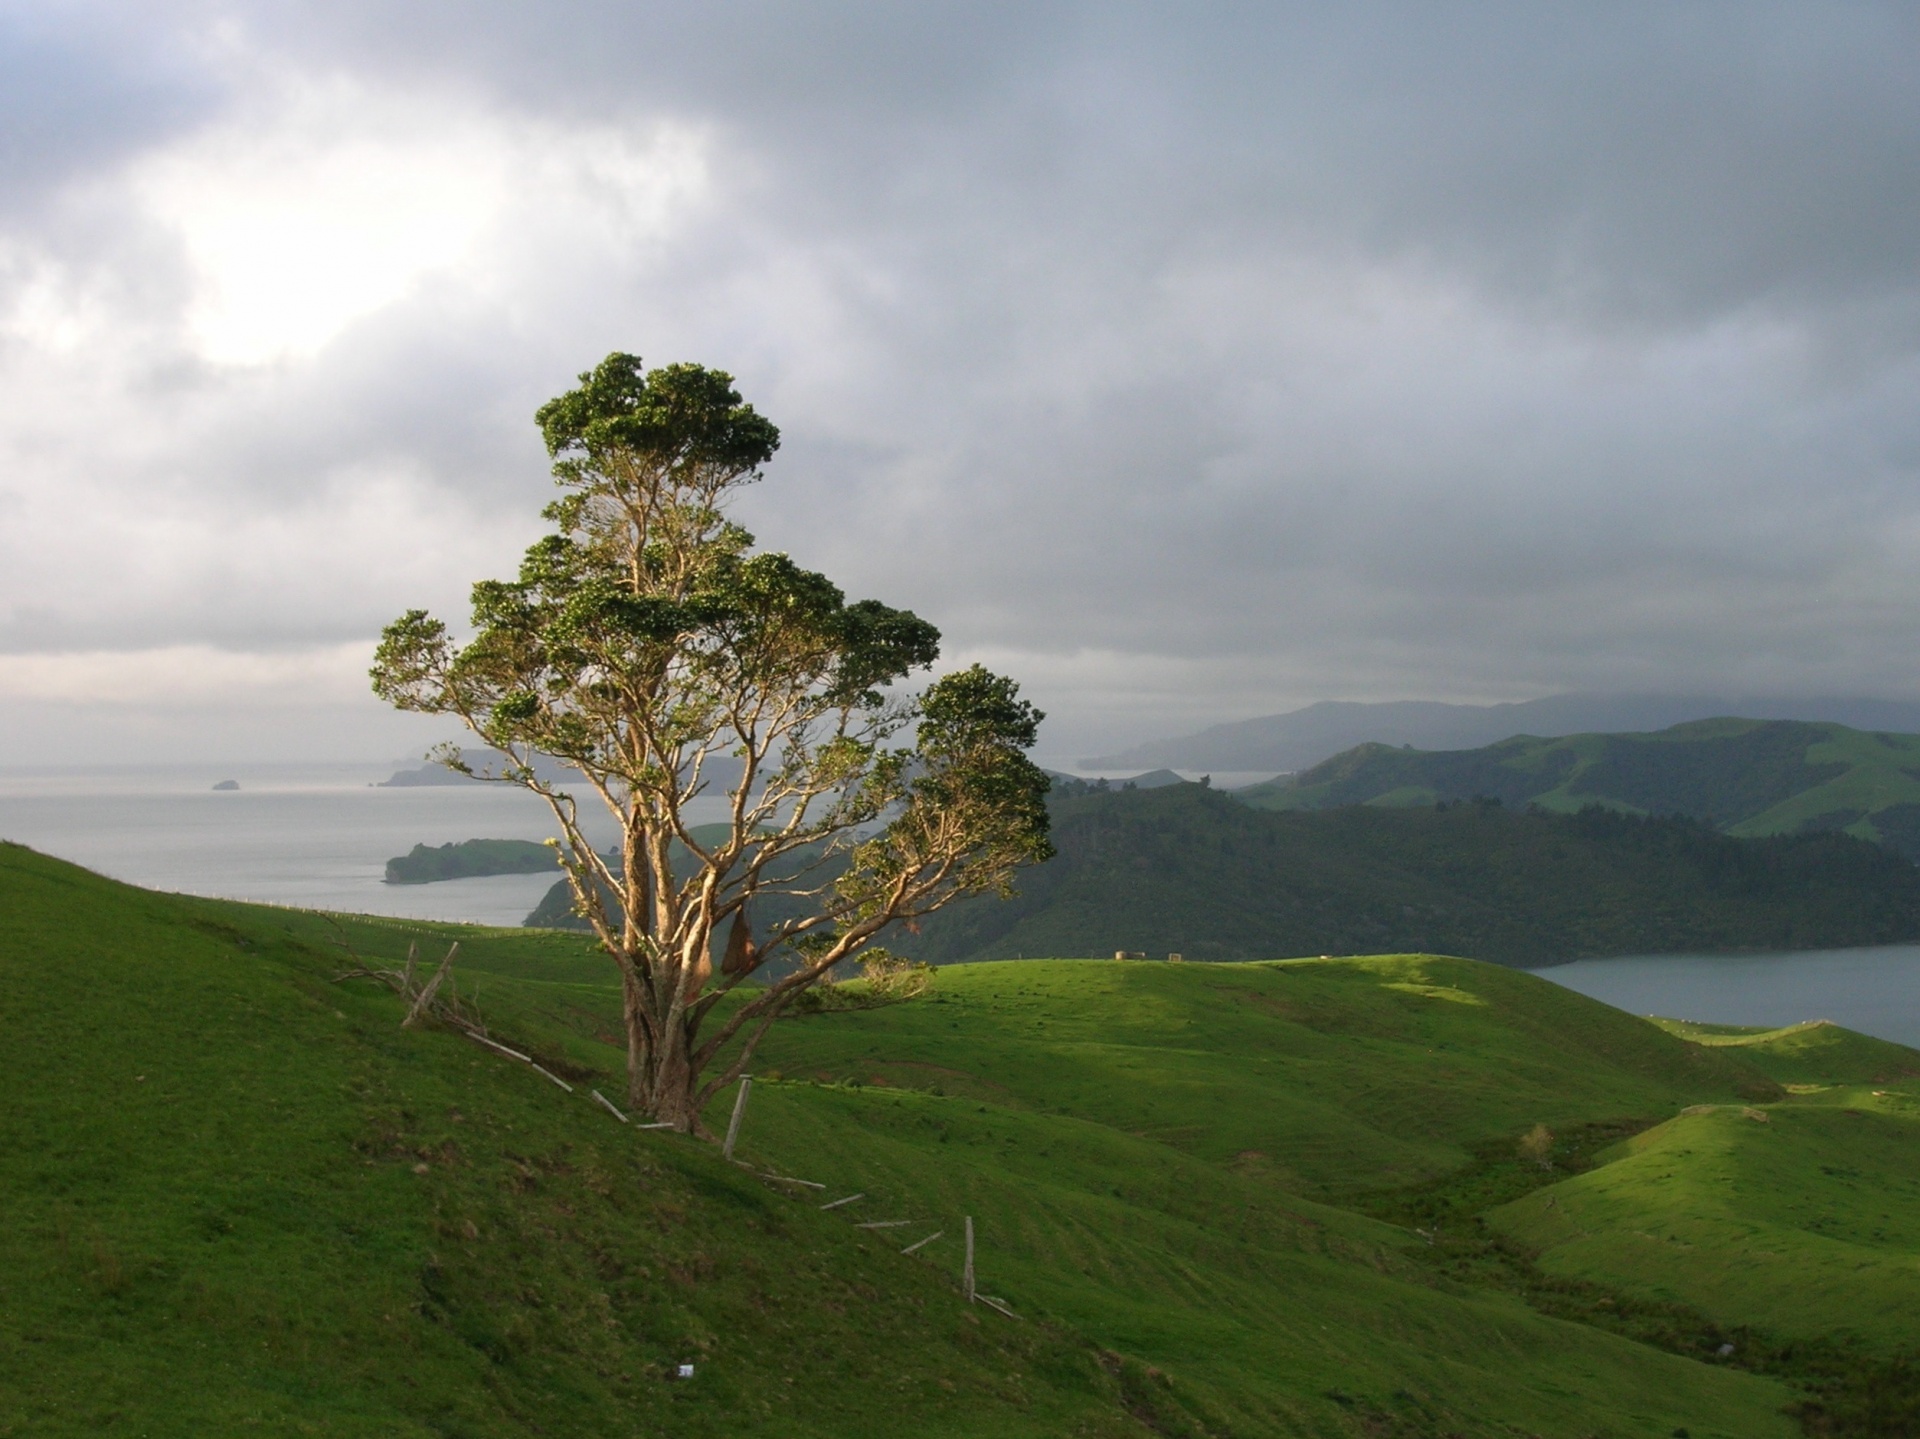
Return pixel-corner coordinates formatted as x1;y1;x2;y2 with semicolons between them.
1237;719;1920;855
747;955;1783;1199
7;841;1878;1436
735;957;1920;1434
1491;1017;1920;1379
885;783;1920;966
0;843;1141;1438
1650;1018;1920;1088
1490;1092;1920;1375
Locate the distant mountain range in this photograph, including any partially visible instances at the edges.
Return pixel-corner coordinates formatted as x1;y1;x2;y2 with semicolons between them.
1081;694;1920;774
1238;718;1920;857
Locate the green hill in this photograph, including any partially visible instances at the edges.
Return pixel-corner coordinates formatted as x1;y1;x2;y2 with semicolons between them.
881;782;1920;966
1490;1093;1920;1395
1649;1017;1920;1088
12;840;1920;1434
1236;718;1920;855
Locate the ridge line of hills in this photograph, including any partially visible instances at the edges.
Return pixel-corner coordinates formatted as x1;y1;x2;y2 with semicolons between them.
1237;716;1920;857
1082;693;1920;773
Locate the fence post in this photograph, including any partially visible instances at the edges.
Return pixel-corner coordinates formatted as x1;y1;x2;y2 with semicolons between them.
963;1216;976;1302
722;1076;752;1160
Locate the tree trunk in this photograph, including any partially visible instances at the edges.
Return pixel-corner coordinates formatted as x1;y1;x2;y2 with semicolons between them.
643;1020;702;1133
620;960;701;1132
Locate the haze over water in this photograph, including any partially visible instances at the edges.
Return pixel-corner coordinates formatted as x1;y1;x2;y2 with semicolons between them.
0;764;628;928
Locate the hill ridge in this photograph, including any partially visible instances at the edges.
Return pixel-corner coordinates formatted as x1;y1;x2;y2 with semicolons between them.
1083;694;1920;772
1237;716;1920;856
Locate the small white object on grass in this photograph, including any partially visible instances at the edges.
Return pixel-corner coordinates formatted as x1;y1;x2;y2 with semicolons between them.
677;1363;695;1379
820;1192;865;1211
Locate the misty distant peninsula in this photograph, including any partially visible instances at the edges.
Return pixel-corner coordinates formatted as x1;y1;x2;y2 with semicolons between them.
383;839;556;885
380;753;581;787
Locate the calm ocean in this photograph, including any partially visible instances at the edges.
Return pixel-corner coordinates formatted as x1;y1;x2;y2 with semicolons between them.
0;762;645;928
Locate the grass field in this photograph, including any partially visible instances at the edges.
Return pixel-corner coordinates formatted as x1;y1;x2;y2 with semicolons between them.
10;840;1920;1434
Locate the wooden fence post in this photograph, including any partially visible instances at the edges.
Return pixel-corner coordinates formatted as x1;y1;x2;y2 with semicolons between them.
963;1216;976;1302
722;1076;752;1160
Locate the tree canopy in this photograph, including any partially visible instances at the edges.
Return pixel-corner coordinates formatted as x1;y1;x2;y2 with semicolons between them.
372;353;1053;1129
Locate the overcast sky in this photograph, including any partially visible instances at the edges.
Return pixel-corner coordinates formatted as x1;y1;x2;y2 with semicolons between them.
2;2;1918;766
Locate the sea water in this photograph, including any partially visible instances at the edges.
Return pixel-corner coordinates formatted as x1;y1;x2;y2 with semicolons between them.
0;763;655;928
1536;946;1920;1050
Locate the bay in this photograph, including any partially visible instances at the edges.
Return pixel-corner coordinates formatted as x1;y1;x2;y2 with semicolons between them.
1535;945;1920;1050
0;762;652;928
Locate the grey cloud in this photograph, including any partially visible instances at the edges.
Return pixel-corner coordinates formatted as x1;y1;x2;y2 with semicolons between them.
254;2;1920;319
0;9;215;215
3;3;1920;761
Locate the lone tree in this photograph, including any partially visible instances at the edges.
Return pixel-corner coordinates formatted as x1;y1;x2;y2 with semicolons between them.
372;354;1053;1132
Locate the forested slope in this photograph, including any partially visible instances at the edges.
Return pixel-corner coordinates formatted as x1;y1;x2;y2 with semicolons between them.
889;782;1920;966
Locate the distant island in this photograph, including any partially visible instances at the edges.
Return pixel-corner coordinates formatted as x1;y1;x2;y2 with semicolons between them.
378;764;474;787
211;779;239;791
384;838;557;885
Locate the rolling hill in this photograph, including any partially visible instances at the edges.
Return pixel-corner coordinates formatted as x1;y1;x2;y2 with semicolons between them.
1237;718;1920;856
24;841;1918;1434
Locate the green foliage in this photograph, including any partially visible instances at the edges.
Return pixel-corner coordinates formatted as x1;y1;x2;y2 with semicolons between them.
384;838;558;885
893;782;1920;967
534;352;782;499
